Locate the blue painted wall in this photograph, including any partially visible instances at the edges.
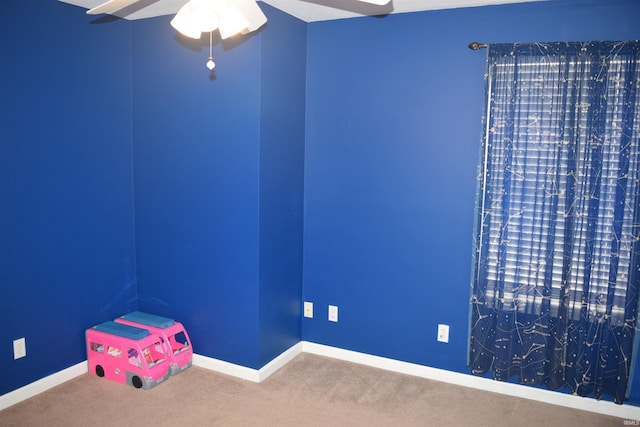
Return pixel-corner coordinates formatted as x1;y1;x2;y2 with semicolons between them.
302;0;640;404
132;15;263;368
4;0;640;410
0;1;136;395
257;5;307;366
131;6;305;369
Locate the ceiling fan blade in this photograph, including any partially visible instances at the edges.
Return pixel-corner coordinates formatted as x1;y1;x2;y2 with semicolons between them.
87;0;141;15
356;0;391;4
232;0;268;33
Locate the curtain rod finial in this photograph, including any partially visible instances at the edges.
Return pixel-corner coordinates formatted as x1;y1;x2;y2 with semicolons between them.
468;42;488;50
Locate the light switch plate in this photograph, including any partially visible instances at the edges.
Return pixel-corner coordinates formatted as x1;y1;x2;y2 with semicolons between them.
437;324;449;343
304;301;313;318
13;337;26;359
328;305;338;322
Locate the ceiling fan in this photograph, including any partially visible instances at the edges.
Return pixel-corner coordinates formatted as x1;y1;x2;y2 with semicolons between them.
59;0;391;69
59;0;391;23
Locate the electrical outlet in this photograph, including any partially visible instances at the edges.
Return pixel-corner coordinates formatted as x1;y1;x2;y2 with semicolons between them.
328;305;338;322
304;301;314;318
437;324;449;343
13;337;26;359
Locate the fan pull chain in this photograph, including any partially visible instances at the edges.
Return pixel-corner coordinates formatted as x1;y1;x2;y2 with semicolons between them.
206;31;215;70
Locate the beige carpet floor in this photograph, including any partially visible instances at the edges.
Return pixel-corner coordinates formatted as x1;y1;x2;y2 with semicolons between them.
0;353;623;426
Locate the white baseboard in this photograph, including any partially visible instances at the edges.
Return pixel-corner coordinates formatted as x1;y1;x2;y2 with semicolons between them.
3;342;640;421
302;341;640;421
0;361;88;411
192;354;262;382
192;342;303;383
257;342;303;382
0;344;304;411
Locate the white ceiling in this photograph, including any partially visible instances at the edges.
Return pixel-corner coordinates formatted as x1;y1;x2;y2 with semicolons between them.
262;0;544;22
58;0;544;22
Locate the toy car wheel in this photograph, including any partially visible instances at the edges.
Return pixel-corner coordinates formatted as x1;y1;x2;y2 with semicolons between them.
96;365;105;377
132;376;143;389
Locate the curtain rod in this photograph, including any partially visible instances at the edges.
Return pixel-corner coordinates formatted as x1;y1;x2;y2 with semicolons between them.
468;42;488;50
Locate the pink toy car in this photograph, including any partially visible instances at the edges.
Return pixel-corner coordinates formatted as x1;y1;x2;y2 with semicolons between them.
115;311;193;375
86;321;170;389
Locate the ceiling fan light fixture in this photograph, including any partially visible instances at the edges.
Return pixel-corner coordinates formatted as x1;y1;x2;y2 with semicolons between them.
170;18;203;39
171;0;224;39
169;0;266;71
218;5;250;40
195;6;220;33
232;0;268;33
171;3;206;38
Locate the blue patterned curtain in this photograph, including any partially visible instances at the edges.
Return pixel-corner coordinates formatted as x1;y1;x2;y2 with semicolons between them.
469;41;640;404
